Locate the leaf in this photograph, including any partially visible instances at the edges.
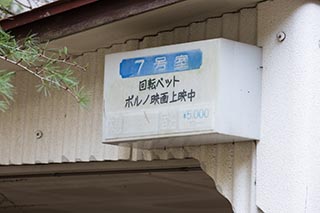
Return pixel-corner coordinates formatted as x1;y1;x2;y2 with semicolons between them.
75;86;90;108
63;46;68;55
36;84;50;97
0;100;8;112
0;70;15;98
0;70;15;112
0;30;88;112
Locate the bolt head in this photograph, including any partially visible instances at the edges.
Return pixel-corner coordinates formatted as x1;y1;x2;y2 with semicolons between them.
277;32;286;42
35;130;43;139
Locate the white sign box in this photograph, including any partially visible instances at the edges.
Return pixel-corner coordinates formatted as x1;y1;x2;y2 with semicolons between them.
103;38;262;148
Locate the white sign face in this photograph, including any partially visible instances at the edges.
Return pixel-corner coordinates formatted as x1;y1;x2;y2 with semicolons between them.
103;40;218;142
103;38;262;145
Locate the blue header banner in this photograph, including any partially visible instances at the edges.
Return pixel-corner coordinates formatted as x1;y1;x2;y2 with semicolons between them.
119;49;202;78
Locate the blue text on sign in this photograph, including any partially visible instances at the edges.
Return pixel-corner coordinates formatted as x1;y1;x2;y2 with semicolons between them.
119;49;202;78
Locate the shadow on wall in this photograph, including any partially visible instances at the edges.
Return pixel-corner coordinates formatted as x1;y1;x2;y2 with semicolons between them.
0;164;233;213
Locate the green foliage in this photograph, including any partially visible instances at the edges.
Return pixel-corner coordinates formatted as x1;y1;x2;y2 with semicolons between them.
0;70;14;111
0;29;88;112
0;0;13;8
0;0;18;18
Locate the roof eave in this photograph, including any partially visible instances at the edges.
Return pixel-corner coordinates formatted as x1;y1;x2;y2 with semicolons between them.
0;0;185;41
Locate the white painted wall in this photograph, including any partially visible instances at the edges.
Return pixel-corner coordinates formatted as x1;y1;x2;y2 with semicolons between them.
257;0;320;212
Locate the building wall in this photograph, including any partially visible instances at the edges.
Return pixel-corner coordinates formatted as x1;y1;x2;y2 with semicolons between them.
0;6;258;164
257;0;320;212
0;6;259;212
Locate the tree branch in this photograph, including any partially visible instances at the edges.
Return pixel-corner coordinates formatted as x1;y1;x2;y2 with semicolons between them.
0;55;81;102
39;53;86;72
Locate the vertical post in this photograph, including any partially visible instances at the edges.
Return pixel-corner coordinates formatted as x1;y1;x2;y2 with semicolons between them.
257;0;320;212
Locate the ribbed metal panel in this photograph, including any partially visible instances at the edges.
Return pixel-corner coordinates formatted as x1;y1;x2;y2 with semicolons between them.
0;7;258;212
